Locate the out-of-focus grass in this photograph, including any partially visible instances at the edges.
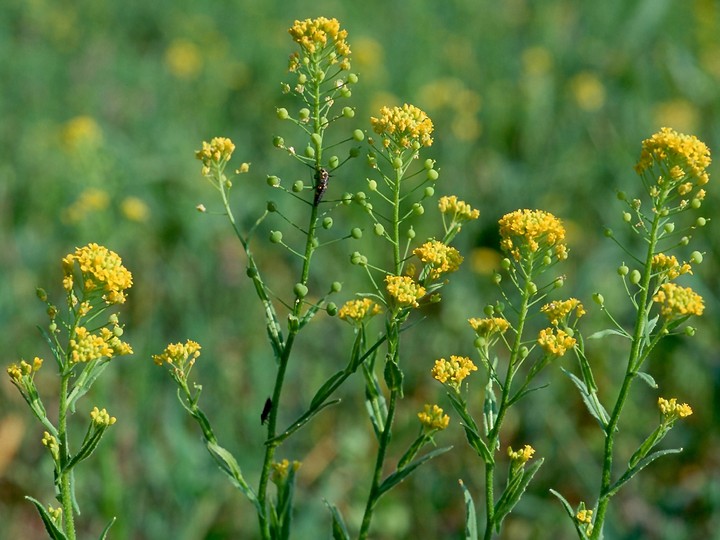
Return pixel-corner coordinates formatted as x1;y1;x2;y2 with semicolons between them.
1;1;718;538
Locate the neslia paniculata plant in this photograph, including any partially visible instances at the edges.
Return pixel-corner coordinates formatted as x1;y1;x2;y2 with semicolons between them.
7;244;133;539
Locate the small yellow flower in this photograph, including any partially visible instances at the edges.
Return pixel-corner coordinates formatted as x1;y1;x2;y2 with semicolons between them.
100;327;134;356
498;209;567;263
508;444;535;464
438;195;480;222
195;137;236;175
338;298;382;323
651;253;692;280
42;432;60;458
271;459;302;483
63;243;133;305
385;275;426;308
658;397;693;421
652;283;704;318
635;127;711;187
90;406;116;427
537;327;576;357
468;317;510;338
417;404;450;431
69;327;113;363
371;104;434;150
431;355;478;389
540;298;585;326
288;17;350;61
47;505;62;522
413;240;463;279
153;340;202;368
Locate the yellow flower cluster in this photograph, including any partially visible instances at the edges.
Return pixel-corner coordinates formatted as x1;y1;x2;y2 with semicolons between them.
195;137;235;175
498;209;567;263
635;127;711;187
370;104;434;150
271;458;302;483
417;404;450;431
338;298;382;323
90;406;117;427
508;444;535;464
42;431;59;453
540;298;585;326
658;397;693;421
652;283;704;319
63;243;133;305
431;355;478;388
385;275;426;308
70;327;113;363
100;327;134;356
288;17;350;59
468;317;510;338
413;240;463;279
537;328;576;357
438;195;480;222
153;340;202;368
7;357;43;383
651;253;692;280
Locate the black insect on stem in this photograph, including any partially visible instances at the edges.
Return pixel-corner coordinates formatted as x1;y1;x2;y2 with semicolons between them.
313;167;330;206
260;397;272;425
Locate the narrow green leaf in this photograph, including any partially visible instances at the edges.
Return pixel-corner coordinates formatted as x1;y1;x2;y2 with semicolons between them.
268;399;341;445
98;517;116;540
493;459;543;532
549;489;590;540
205;441;261;512
25;496;67;540
64;430;104;471
482;380;497;436
608;448;683;497
377;446;452;496
383;359;403;393
635;371;657;389
310;370;347;409
587;328;630;340
324;500;351;540
67;358;111;413
458;480;478;540
561;368;609;430
446;391;492;463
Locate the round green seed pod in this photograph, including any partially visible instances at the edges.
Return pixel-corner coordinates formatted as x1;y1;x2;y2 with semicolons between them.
273;136;284;148
424;159;434;170
311;237;319;248
331;281;342;293
484;305;494;316
342;192;353;205
246;267;258;278
329;156;339;168
554;277;564;288
685;326;696;337
424;186;435;198
691;198;702;209
368;179;378;191
326;302;338;316
347;73;359;84
374;223;385;236
413;203;424;216
407;227;416;239
293;180;304;192
351;227;362;239
294;283;308;298
616;191;627;201
618;265;629;276
593;293;604;305
342;107;354;118
696;217;707;227
623;212;632;222
322;217;333;229
353;129;365;142
501;258;511;270
267;175;281;187
663;223;675;234
266;201;277;212
305;146;315;158
690;251;703;264
311;133;322;147
426;169;439;181
298;108;310;120
629;269;641;285
392;157;403;169
350;251;362;265
276;108;289;120
354;191;366;203
493;273;502;285
270;231;283;244
114;326;124;337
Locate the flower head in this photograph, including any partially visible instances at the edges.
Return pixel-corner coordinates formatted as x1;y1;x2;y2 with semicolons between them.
271;458;301;484
438;196;480;223
540;298;585;326
7;357;43;383
635;127;711;187
371;104;434;151
195;137;235;177
288;17;350;60
658;397;693;423
385;275;426;308
537;327;576;357
652;283;704;319
417;404;450;431
468;317;510;338
63;244;133;305
498;209;567;263
338;298;382;324
652;253;692;281
508;444;535;465
90;406;117;427
413;240;463;280
153;340;202;370
70;327;113;363
431;355;478;389
100;327;134;356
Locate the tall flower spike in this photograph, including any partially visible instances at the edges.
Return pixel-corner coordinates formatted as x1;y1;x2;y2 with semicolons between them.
498;209;567;263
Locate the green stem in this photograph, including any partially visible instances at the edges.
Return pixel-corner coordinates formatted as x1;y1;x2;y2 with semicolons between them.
58;372;76;540
483;461;495;540
590;210;661;539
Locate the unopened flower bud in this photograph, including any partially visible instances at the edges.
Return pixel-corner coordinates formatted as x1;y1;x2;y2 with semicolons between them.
604;228;614;238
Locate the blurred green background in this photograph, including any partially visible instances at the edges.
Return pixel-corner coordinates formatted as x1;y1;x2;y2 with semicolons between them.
1;0;718;538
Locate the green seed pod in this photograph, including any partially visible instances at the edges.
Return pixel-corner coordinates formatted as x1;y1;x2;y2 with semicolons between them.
494;302;505;314
565;328;574;338
680;236;690;246
342;108;355;121
492;272;501;285
616;191;627;201
691;198;702;209
294;283;308;298
629;269;641;285
36;288;47;302
331;281;342;293
270;231;283;244
484;305;494;316
474;337;486;349
519;346;529;359
592;293;604;305
412;141;421;150
501;258;512;270
623;212;632;223
685;326;696;337
266;201;277;212
604;228;614;238
660;208;669;217
315;69;325;81
298;73;307;84
114;326;124;337
351;227;363;239
109;313;119;324
543;255;552;266
354;191;367;203
413;203;424;216
359;255;368;266
424;186;435;198
340;87;351;98
424;159;435;170
347;73;359;84
368;179;378;191
528;282;538;295
298;108;310;120
326;302;338;316
49;322;57;333
322;217;333;229
273;136;284;148
342;192;353;205
392;157;403;169
426;169;439;181
618;265;629;276
311;133;322;147
690;251;703;264
350;251;362;265
696;217;707;227
365;202;373;211
407;227;416;239
276;108;289;120
246;267;258;278
329;156;339;169
293;180;304;192
554;277;564;288
311;237;319;248
663;222;675;234
353;129;365;142
305;145;315;158
374;223;385;236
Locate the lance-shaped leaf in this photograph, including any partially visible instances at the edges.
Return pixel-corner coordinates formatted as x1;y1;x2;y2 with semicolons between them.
493;458;543;532
561;368;609;430
377;446;452;497
587;328;631;340
548;490;591;540
383;358;403;394
458;480;478;540
63;426;106;472
205;441;261;512
324;500;351;540
607;448;683;498
628;424;670;468
635;371;657;389
482;379;497;436
98;517;116;540
25;496;67;540
67;358;111;413
446;391;493;463
363;362;387;439
268;400;341;446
